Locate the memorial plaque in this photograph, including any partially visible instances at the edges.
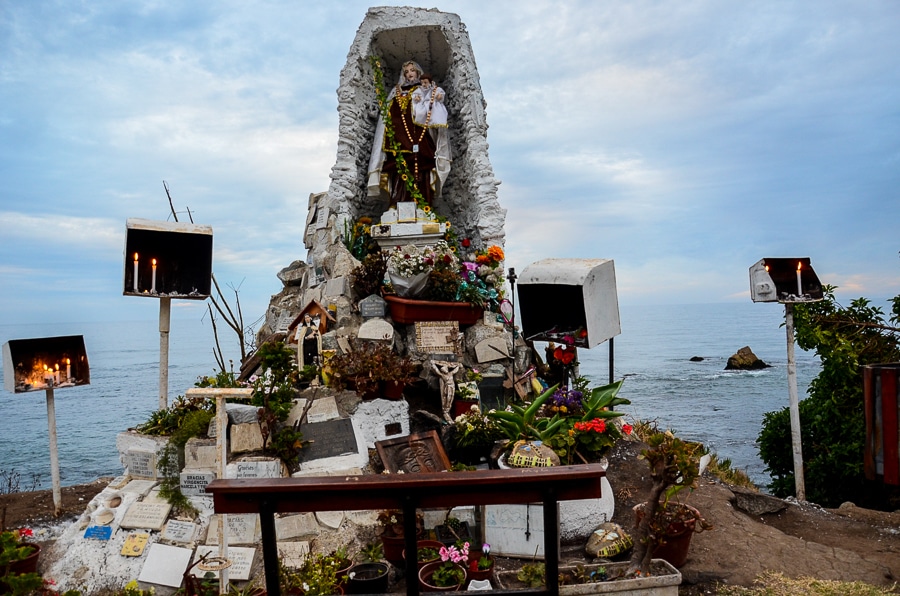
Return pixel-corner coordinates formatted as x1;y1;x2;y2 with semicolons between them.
124;449;158;479
162;520;198;544
305;397;340;424
359;295;387;318
139;543;194;588
277;541;310;569
415;321;459;354
206;513;260;545
231;459;284;480
475;336;510;363
120;501;172;531
191;546;256;581
315;206;330;229
397;201;417;223
180;470;215;496
358;319;394;342
121;479;158;496
83;525;113;541
121;532;150;557
275;513;318;540
375;430;451;474
297;419;358;463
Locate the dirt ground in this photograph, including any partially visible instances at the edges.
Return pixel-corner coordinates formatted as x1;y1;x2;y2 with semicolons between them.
2;442;899;595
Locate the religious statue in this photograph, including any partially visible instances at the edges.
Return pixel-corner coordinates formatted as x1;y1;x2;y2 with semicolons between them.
295;313;322;369
368;60;451;207
431;360;461;423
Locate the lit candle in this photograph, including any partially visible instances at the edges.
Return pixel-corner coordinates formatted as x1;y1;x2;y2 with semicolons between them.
151;258;157;293
54;363;60;385
796;262;803;296
66;358;71;381
133;253;139;293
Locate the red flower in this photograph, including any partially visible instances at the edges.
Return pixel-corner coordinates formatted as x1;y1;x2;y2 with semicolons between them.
622;424;633;435
553;347;575;365
461;238;471;248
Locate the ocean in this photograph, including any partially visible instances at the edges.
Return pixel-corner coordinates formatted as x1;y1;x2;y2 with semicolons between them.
0;302;819;491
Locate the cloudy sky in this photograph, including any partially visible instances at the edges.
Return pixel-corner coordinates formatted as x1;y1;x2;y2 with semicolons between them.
1;1;898;327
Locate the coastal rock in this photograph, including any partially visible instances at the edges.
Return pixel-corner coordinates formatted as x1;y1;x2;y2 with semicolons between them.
277;260;309;287
725;346;770;370
690;356;704;362
730;485;787;516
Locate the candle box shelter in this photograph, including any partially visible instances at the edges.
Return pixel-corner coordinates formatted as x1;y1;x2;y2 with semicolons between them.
749;257;824;303
2;335;90;393
124;218;213;298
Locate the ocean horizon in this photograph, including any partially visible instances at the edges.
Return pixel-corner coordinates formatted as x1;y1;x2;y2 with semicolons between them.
0;301;820;491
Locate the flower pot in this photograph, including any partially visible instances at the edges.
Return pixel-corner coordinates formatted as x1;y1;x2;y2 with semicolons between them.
380;528;424;566
384;294;483;325
452;400;476;418
403;540;445;570
382;380;406;400
434;522;474;547
7;542;41;575
633;502;701;568
418;561;466;592
346;562;389;594
465;552;494;587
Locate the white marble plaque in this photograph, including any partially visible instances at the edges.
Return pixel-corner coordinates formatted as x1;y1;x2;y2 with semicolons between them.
483;503;547;557
306;397;340;424
277;541;310;569
184;438;218;470
124;449;158;479
358;319;394;342
121;479;158;497
120;501;172;531
191;546;256;581
397;201;417;222
475;336;510;363
275;513;319;540
206;514;260;545
315;511;344;529
286;398;308;428
162;520;198;544
315;206;330;229
180;470;216;496
229;459;284;480
138;543;194;588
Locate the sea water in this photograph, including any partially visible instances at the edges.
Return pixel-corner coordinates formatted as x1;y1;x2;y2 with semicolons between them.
0;302;818;491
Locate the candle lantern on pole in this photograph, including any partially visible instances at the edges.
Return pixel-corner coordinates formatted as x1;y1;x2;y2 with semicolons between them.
124;218;213;409
749;257;824;501
2;335;90;516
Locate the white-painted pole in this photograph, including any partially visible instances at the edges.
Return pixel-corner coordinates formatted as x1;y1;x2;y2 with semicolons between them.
784;303;806;501
159;297;171;410
45;383;62;516
217;393;230;593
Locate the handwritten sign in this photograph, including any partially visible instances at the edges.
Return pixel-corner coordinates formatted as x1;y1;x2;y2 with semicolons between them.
414;321;459;354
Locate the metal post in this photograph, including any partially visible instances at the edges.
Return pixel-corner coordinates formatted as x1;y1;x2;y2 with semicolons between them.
542;490;560;596
784;303;806;501
608;337;615;386
45;383;62;516
508;267;517;394
159;296;171;409
259;500;280;596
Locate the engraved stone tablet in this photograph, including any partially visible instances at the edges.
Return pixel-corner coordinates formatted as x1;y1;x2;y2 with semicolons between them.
324;276;348;298
277;541;310;569
206;514;260;545
180;470;216;496
275;513;318;540
415;321;459;354
228;458;284;480
121;479;158;497
191;546;256;581
359;295;387;318
306;397;340;424
120;501;172;531
358;319;394;342
124;449;158;479
139;543;194;588
297;419;359;463
162;520;198;543
230;422;264;454
316;511;344;529
315;206;330;229
184;438;217;470
397;201;417;223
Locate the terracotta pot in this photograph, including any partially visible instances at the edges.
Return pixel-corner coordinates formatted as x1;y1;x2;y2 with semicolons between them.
380;528;424;566
465;552;494;587
383;294;483;325
633;502;700;568
418;561;466;592
7;542;41;575
382;380;406;400
402;539;445;570
346;562;389;594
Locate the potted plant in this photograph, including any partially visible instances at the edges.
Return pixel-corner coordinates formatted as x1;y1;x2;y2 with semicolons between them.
450;405;504;466
465;543;493;587
328;340;417;400
346;542;389;595
629;427;713;573
0;527;40;576
326;546;352;591
418;543;468;592
402;539;444;570
376;509;424;566
280;551;341;595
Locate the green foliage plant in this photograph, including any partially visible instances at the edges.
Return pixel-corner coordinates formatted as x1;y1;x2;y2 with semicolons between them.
517;562;545;588
358;541;384;563
487;385;564;443
758;285;900;508
280;551;340;596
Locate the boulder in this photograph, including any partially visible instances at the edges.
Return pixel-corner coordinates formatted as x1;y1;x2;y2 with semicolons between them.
725;346;770;370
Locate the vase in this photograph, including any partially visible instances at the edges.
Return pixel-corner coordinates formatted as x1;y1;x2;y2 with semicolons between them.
346;562;389;594
403;539;445;570
382;380;406;400
7;542;41;575
383;294;483;325
633;502;701;568
418;561;466;592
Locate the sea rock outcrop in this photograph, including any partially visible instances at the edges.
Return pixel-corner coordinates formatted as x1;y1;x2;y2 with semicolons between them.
725;346;770;370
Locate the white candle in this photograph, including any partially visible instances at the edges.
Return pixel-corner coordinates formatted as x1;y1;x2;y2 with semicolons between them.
796;263;802;296
54;364;60;385
151;258;157;293
66;358;71;381
133;253;139;292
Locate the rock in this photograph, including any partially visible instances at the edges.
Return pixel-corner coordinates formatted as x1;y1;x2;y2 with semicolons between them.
277;260;309;287
690;356;704;362
730;485;787;516
585;522;633;559
725;346;770;370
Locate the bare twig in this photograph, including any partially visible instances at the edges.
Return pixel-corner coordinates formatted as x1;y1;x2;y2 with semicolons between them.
208;303;226;371
163;180;178;222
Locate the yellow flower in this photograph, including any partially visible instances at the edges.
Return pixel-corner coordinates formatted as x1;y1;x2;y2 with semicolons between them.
423;205;432;213
401;174;408;181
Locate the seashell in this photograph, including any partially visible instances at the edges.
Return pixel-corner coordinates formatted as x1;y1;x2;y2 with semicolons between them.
94;507;115;525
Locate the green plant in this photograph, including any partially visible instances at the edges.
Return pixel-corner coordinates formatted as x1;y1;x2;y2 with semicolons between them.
487;384;564;443
343;216;376;261
350;249;387;297
452;406;504;450
758;285;900;508
268;426;304;468
417;546;440;563
716;570;899;595
281;551;340;595
1;571;43;596
0;528;36;567
328;340;416;394
428;543;468;587
628;427;711;575
706;454;756;489
517;562;545;588
358;541;383;563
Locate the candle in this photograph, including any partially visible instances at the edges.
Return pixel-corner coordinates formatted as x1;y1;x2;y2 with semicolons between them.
54;363;60;385
796;262;803;296
66;358;71;381
133;253;139;292
151;258;157;293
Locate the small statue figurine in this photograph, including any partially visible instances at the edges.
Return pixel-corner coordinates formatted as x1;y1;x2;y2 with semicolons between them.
431;360;462;422
296;313;322;369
